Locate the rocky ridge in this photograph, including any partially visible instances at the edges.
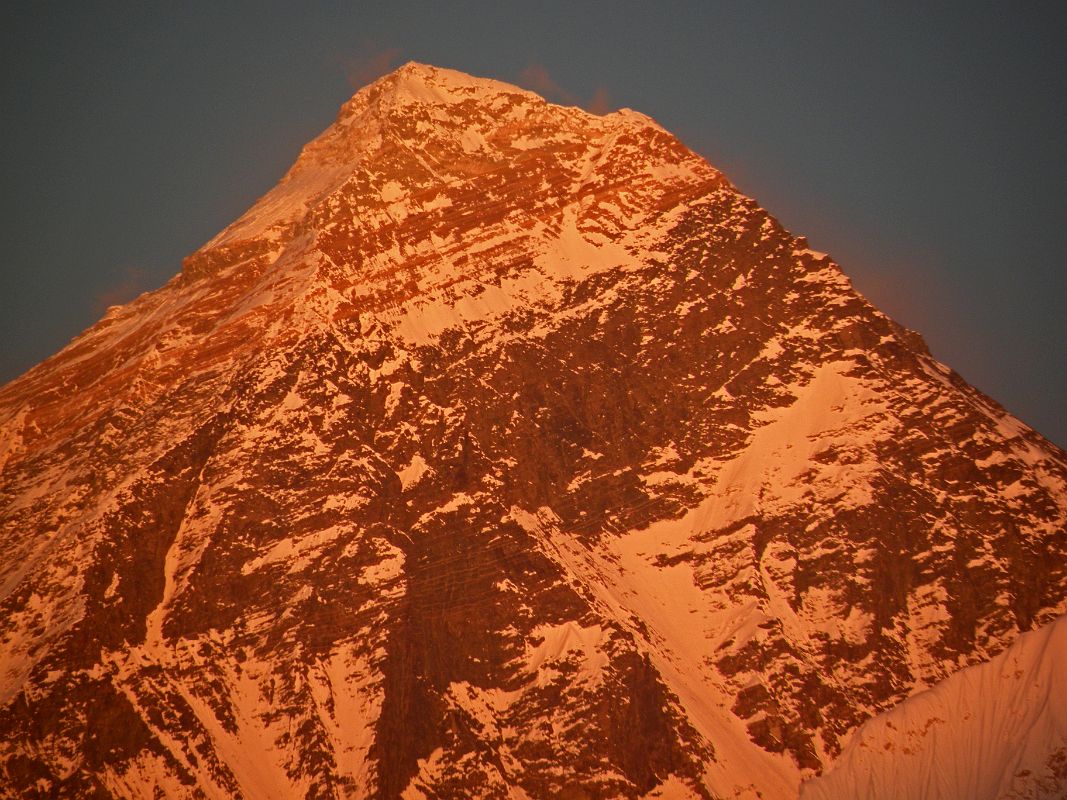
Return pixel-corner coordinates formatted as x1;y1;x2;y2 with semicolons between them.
1;62;1065;799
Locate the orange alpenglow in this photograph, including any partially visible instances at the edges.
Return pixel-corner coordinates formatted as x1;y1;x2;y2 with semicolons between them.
1;63;1065;799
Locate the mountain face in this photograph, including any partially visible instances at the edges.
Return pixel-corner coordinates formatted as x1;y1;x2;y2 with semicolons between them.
1;62;1065;800
801;613;1067;800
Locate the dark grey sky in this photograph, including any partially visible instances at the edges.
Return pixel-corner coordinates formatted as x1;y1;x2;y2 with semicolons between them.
2;3;1064;446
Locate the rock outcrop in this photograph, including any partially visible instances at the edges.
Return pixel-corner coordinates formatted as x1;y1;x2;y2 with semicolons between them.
1;63;1065;799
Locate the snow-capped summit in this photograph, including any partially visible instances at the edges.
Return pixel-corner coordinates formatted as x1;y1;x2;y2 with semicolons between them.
203;60;699;252
1;63;1065;799
363;61;541;105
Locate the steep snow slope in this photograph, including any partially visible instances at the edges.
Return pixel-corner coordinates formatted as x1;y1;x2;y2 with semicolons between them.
801;613;1067;800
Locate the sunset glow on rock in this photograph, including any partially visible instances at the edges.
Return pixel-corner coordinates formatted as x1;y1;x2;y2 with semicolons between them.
1;63;1065;800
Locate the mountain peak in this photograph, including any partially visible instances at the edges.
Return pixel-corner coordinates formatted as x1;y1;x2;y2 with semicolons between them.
199;63;707;252
4;60;1066;799
386;60;517;91
341;61;541;118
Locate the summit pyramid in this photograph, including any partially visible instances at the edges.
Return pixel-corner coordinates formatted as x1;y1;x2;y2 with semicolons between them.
1;63;1065;799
